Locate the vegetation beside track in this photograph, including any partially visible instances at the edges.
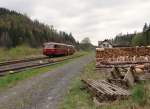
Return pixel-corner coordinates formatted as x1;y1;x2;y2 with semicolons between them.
0;45;42;61
60;61;150;109
0;51;89;90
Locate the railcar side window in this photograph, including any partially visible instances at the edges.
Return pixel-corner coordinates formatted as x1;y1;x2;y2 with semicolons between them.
54;45;66;49
45;44;54;48
54;45;59;48
54;45;57;48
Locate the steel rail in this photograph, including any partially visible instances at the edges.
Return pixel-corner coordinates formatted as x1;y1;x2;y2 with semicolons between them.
0;56;48;66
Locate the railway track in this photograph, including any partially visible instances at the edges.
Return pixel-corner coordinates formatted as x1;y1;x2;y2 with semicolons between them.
0;56;49;66
0;55;82;76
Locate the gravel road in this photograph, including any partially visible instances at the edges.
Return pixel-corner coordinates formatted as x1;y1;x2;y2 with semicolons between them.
0;54;94;109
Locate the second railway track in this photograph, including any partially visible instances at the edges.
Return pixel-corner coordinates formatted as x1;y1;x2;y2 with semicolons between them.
0;56;49;66
0;55;83;76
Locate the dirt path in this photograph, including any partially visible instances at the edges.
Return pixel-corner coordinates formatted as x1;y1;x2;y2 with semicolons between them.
0;54;94;109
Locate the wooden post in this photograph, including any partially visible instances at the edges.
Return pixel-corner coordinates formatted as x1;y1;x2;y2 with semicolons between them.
123;66;136;87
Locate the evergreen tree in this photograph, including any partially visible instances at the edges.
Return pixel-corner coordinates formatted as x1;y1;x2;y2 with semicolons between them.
0;7;78;48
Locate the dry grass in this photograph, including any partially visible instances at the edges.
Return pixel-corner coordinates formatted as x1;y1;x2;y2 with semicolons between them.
0;45;42;61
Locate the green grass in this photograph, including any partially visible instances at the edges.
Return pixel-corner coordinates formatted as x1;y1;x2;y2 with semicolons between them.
0;51;88;91
61;77;96;109
60;61;97;109
131;83;147;105
0;45;42;61
61;61;150;109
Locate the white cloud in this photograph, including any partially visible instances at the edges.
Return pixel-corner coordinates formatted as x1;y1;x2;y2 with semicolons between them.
0;0;150;45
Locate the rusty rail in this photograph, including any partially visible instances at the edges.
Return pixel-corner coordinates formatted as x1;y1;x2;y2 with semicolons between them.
0;56;48;66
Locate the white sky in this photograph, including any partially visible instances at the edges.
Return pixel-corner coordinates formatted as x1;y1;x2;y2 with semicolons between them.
1;0;150;45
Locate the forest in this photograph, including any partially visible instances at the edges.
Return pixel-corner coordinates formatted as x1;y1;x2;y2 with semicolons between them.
112;23;150;46
3;7;149;49
0;8;77;48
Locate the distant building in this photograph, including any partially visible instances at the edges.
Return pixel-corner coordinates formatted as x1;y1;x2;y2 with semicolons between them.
98;40;113;48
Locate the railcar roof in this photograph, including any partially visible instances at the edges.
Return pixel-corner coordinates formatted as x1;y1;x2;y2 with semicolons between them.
44;42;74;47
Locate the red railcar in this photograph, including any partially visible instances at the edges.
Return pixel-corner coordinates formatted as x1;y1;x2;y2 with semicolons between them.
43;42;75;57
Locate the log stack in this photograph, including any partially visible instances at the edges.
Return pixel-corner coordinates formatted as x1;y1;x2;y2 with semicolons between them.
107;65;150;87
96;47;150;59
96;47;150;66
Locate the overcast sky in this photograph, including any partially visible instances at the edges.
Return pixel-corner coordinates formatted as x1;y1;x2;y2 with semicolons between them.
1;0;150;45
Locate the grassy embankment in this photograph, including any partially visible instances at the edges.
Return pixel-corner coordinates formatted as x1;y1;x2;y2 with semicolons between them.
0;50;89;91
61;61;150;109
0;45;42;61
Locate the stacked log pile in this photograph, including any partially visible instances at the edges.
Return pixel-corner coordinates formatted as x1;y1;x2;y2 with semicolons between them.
108;65;150;86
96;47;150;59
96;47;150;66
